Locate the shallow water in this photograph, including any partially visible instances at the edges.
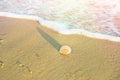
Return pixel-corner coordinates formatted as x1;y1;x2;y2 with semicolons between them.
0;0;120;39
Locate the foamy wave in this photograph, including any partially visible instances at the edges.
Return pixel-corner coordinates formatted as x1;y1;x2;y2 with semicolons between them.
0;12;39;20
0;12;120;42
61;29;120;42
1;0;120;37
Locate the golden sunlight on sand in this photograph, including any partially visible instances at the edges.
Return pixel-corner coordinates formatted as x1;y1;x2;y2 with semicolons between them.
0;17;120;80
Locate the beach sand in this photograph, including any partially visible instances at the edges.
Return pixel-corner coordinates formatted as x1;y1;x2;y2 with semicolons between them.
0;17;120;80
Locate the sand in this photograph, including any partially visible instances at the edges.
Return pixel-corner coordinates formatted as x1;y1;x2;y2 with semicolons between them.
0;17;120;80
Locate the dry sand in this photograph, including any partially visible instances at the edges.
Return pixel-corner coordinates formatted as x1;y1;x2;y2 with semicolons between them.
0;17;120;80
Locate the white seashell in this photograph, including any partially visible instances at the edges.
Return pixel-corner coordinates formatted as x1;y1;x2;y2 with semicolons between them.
59;45;71;55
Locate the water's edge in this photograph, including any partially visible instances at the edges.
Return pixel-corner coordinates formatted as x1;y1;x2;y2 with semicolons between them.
0;12;120;42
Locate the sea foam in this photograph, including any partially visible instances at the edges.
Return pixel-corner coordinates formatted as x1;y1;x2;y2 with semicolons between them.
0;12;120;42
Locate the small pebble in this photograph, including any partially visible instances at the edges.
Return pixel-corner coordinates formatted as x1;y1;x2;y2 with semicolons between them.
18;64;24;67
1;64;4;68
29;71;32;74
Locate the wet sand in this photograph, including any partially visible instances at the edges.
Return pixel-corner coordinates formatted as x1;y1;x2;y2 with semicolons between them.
0;17;120;80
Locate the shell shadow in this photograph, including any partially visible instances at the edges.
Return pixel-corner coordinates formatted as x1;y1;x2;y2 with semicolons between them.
36;27;62;51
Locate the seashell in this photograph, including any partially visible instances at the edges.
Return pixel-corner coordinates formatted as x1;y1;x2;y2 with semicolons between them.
59;45;71;55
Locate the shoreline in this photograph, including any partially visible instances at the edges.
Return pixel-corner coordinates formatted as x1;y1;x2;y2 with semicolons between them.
0;12;120;42
0;14;120;80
